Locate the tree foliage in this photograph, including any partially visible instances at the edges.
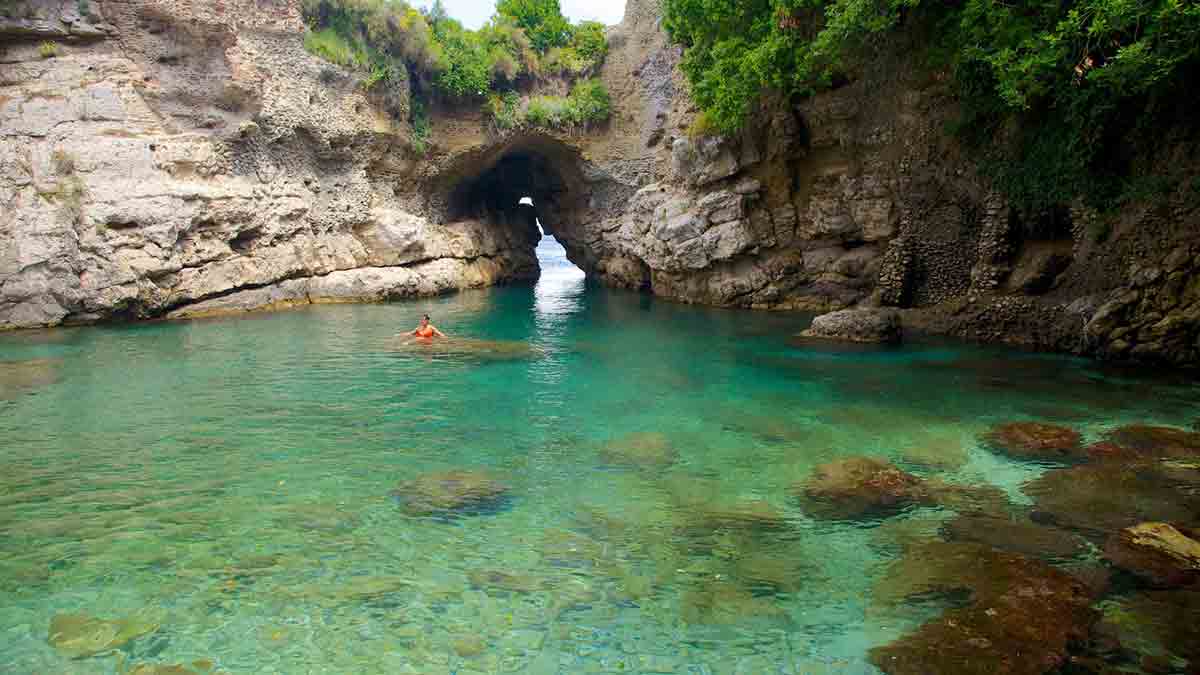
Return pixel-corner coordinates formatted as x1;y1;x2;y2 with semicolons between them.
496;0;572;53
663;0;1200;212
301;0;609;103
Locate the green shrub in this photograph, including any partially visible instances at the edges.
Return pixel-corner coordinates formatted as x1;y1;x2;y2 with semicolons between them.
686;112;721;139
38;41;60;59
496;0;571;53
566;78;610;124
569;21;607;66
409;98;431;155
485;91;522;130
492;80;610;131
303;27;365;69
301;0;610;132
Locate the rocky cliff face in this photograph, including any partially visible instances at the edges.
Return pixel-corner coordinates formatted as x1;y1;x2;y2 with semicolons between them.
2;0;1198;367
1;0;538;327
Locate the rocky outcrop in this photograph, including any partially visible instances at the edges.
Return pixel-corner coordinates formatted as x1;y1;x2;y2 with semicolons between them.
2;0;1199;368
0;0;536;328
1104;521;1200;588
799;308;902;343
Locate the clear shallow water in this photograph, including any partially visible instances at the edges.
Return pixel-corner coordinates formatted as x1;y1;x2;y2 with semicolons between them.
0;238;1198;674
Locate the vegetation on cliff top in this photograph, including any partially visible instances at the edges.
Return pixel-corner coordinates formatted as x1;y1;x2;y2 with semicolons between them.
301;0;608;99
663;0;1200;214
301;0;611;145
484;78;611;131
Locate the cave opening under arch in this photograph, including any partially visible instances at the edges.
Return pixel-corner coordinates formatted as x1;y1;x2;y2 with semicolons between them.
434;135;595;281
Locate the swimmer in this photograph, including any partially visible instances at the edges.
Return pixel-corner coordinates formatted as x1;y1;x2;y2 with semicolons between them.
409;314;446;339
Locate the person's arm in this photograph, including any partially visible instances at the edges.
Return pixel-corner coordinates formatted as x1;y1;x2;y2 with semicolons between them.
432;326;447;337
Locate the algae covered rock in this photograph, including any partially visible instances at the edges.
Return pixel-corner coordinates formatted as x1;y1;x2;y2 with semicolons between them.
47;611;160;659
794;456;932;520
942;512;1088;561
1094;589;1200;667
982;421;1083;461
390;337;542;362
1024;461;1200;538
0;358;61;399
390;469;509;517
1105;424;1200;459
1104;521;1200;588
599;432;677;469
870;541;1097;675
798;308;902;344
689;499;790;532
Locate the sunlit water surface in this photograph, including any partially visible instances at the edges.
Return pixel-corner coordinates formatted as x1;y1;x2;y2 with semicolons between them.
1;236;1197;673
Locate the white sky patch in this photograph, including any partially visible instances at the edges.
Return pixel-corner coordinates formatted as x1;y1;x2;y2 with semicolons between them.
415;0;626;30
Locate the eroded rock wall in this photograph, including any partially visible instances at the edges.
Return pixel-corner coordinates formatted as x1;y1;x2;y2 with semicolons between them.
0;0;537;327
564;0;1200;367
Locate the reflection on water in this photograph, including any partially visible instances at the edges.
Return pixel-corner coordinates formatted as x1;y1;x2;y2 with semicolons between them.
0;247;1198;674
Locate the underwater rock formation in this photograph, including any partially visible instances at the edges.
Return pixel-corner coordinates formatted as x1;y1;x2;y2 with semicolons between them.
389;469;509;517
795;456;932;520
1104;521;1200;588
599;432;678;469
1024;461;1200;538
982;421;1084;462
870;541;1098;675
47;611;159;659
1104;425;1200;459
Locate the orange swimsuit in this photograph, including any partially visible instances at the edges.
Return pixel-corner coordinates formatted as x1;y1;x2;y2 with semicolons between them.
415;326;436;338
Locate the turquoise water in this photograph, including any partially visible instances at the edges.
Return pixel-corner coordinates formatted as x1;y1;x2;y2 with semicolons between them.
1;237;1198;674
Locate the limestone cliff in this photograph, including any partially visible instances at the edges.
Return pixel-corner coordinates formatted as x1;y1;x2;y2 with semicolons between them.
1;0;1198;367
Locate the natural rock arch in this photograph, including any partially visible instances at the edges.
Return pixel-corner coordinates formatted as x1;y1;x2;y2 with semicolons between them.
423;133;601;279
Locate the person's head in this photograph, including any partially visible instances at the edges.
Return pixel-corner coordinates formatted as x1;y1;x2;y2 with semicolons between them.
420;314;430;326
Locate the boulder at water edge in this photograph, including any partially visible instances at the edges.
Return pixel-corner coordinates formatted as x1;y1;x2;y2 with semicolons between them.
798;308;902;344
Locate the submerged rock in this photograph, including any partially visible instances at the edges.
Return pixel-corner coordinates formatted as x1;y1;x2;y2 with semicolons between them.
390;470;509;517
389;337;542;362
923;478;1012;515
798;308;902;344
941;512;1087;561
1094;589;1200;667
794;457;932;520
467;568;543;593
870;541;1097;675
599;432;677;469
128;662;213;675
683;498;791;533
982;421;1083;461
0;358;61;399
1104;521;1200;588
48;612;159;659
1105;425;1200;459
679;578;789;625
1024;462;1200;538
